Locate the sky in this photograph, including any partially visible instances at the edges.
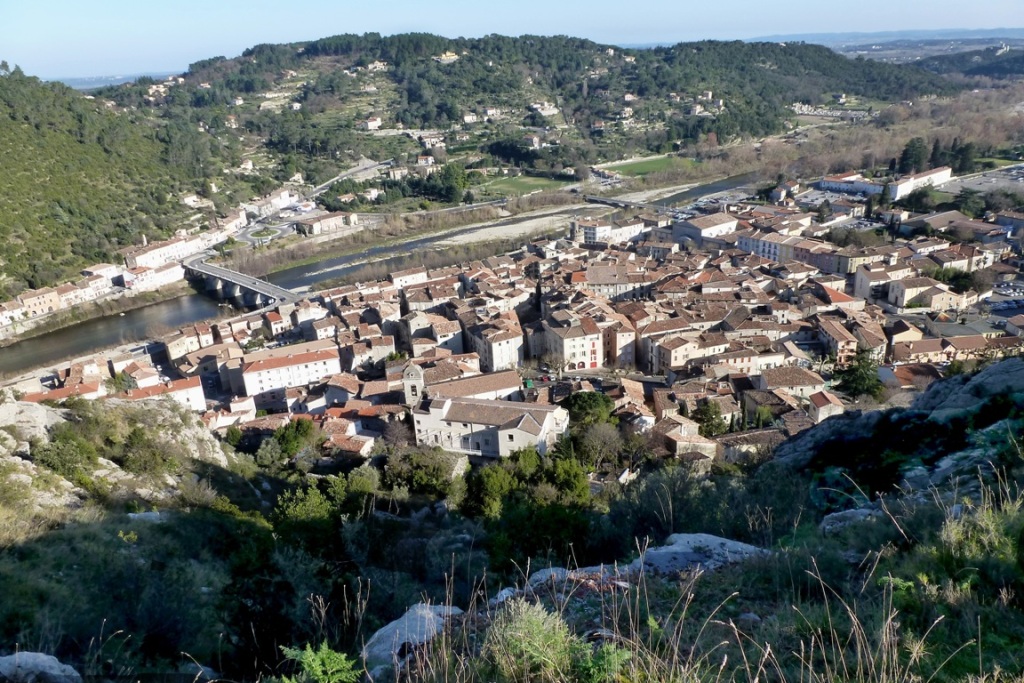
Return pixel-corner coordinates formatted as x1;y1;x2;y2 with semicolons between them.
3;0;1023;78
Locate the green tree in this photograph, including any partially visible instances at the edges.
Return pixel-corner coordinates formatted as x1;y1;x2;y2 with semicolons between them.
547;457;590;505
898;137;929;174
225;425;243;447
930;138;944;169
510;446;541;482
834;350;884;400
692;400;729;437
562;392;615;428
955;188;985;218
465;464;516;518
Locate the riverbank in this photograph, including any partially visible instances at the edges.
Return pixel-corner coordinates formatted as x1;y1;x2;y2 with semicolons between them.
0;283;197;348
612;181;704;204
227;198;585;279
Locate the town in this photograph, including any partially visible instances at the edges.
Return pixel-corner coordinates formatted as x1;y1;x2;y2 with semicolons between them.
7;159;1024;476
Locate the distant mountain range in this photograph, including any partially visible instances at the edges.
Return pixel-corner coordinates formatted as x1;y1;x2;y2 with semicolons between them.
51;72;179;90
753;28;1024;47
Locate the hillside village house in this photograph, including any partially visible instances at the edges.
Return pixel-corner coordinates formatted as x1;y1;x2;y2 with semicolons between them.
412;396;569;457
18;288;61;318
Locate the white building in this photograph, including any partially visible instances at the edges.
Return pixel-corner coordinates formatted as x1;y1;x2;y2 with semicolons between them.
122;234;206;269
464;312;524;372
241;349;342;410
411;397;570;457
572;217;648;245
673;213;739;244
121;262;185;292
818;167;952;201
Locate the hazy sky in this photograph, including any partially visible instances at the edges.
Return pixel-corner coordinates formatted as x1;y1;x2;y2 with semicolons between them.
4;0;1022;78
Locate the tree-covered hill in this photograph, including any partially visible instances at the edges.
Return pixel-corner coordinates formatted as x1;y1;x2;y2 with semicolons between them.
164;33;958;131
920;45;1024;78
97;33;962;175
0;65;211;296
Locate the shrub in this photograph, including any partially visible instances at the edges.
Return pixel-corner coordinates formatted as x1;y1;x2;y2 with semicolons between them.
280;641;359;683
481;599;576;683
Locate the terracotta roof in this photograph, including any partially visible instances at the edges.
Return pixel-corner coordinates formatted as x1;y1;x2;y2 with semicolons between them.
242;349;338;374
427;369;522;398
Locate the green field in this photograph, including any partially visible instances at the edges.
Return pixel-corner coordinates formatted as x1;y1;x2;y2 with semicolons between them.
481;175;574;195
605;156;696;176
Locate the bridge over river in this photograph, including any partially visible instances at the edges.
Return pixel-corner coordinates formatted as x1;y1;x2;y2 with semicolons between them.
182;253;300;308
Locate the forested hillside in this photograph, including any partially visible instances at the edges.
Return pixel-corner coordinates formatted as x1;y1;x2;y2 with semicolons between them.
0;66;202;297
920;45;1024;78
161;33;957;135
95;33;962;181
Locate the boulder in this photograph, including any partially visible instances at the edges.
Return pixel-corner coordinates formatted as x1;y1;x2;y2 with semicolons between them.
527;567;570;587
0;653;82;683
361;603;462;670
629;533;767;575
820;508;883;534
736;612;762;631
176;662;218;682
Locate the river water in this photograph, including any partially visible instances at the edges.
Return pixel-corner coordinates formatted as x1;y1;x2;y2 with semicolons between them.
0;175;754;377
651;172;759;207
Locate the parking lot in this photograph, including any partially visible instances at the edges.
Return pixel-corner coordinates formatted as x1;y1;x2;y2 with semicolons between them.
984;281;1024;317
939;164;1024;197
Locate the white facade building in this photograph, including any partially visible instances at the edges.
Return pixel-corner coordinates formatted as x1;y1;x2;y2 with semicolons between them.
412;397;569;457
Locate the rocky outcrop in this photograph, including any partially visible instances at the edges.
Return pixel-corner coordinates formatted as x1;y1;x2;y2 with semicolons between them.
629;533;768;574
362;603;463;671
771;409;881;470
820;507;884;534
526;533;768;586
0;396;237;510
775;359;1024;474
0;395;67;457
0;653;82;683
911;358;1024;417
102;399;231;469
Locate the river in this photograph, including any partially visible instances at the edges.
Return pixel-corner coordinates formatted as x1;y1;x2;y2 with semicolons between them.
0;174;755;377
651;172;760;207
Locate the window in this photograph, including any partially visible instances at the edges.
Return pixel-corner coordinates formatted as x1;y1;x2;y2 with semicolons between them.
484;438;490;446
507;434;514;442
410;385;418;397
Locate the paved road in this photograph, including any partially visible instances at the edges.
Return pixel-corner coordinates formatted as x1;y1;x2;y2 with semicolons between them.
308;158;392;198
183;252;300;305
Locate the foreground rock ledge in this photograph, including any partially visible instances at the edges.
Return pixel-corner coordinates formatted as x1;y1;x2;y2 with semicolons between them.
0;653;83;683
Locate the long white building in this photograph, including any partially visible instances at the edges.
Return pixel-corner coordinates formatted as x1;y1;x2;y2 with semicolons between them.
241;349;341;410
818;167;952;201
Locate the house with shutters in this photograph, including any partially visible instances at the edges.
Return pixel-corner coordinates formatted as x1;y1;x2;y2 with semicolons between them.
411;397;569;457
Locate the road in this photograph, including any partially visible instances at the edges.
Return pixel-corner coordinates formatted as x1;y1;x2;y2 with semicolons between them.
182;252;300;305
308;158;392;198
